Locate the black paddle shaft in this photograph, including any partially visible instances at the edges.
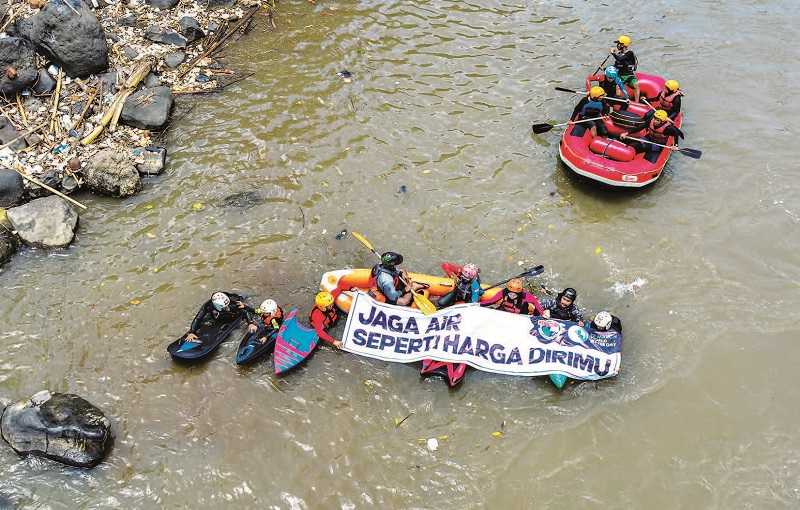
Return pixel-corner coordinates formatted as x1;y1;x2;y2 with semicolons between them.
486;265;544;290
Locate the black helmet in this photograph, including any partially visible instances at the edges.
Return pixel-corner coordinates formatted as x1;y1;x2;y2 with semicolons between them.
559;288;577;301
381;251;403;267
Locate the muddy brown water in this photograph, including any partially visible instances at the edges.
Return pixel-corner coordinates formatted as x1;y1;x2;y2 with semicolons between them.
2;1;799;508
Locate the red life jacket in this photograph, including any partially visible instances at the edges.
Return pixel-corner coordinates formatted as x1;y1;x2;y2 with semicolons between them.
498;289;526;314
647;118;670;144
656;90;682;111
309;306;338;329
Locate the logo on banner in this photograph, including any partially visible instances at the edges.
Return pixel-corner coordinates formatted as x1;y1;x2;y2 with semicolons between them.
535;319;563;341
566;325;590;346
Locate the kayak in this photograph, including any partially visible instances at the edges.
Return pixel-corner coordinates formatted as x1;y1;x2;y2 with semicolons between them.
319;268;503;387
273;309;319;375
235;325;278;365
558;72;684;188
167;317;242;363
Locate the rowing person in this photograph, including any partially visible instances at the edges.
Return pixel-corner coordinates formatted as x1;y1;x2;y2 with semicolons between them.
590;310;623;334
620;109;684;163
370;251;427;307
609;35;639;102
541;287;583;323
651;79;683;119
246;298;284;344
570;86;611;137
480;278;544;315
437;263;483;308
588;66;629;104
310;290;342;348
185;292;252;343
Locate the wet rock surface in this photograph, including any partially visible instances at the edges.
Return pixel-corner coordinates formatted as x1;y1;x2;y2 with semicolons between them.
83;148;142;197
0;169;25;208
0;391;112;468
0;120;27;152
121;86;174;130
0;37;38;97
17;0;109;78
0;227;19;267
145;25;188;47
7;195;78;248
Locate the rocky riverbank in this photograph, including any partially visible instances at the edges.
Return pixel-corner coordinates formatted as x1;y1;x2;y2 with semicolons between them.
0;0;272;266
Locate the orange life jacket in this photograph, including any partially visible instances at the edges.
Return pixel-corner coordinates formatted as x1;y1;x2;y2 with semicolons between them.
647;118;670;145
656;90;682;111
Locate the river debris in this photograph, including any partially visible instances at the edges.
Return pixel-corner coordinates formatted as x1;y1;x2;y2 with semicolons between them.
0;0;273;266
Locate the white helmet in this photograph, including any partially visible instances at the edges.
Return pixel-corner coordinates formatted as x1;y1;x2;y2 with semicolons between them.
211;292;230;311
259;299;278;315
594;311;612;330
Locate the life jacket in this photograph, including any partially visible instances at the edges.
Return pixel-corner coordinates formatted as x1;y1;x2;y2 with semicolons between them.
655;90;682;111
369;264;405;304
310;305;338;329
647;118;670;145
261;306;284;330
580;99;604;118
453;276;480;302
497;289;527;314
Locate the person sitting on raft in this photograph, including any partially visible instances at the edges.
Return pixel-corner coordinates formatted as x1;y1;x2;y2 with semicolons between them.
651;79;683;119
541;287;583;323
609;35;639;102
481;278;544;315
185;292;252;343
620;109;684;163
590;310;623;334
570;86;611;138
437;263;483;308
310;290;342;348
371;251;424;307
588;66;629;106
246;299;284;344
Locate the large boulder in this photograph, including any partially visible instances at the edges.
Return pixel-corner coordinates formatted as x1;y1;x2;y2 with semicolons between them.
0;391;112;468
0;225;18;267
0;168;25;208
0;37;38;97
145;0;179;9
17;0;108;78
82;148;141;197
7;195;78;248
120;86;174;130
0;119;27;152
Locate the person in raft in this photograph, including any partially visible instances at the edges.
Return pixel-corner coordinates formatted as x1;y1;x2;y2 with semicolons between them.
310;290;343;348
246;299;284;344
371;251;424;306
609;35;639;102
588;65;629;105
541;287;584;323
185;292;252;343
481;278;544;315
570;86;611;138
437;263;483;308
651;79;683;119
620;109;684;163
590;310;623;334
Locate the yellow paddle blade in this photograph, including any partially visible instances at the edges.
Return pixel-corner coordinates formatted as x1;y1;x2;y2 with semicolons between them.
351;231;374;252
413;292;437;315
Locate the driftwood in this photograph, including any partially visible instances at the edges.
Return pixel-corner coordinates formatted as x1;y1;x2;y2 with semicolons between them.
172;72;255;95
48;68;64;136
0;122;46;150
81;58;153;145
71;82;101;131
14;164;87;211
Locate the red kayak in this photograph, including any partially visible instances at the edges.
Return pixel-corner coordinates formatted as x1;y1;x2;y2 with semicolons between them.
558;72;683;188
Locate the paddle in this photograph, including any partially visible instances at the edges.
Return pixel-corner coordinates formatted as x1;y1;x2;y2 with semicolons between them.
532;116;605;135
622;136;702;159
484;265;545;290
641;98;686;139
350;231;437;315
554;86;629;104
592;54;611;76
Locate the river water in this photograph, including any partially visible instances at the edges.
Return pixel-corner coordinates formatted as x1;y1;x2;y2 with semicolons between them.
2;0;799;508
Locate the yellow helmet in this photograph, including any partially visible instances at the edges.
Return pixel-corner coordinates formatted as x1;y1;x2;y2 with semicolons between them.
315;291;334;308
665;79;680;92
589;86;606;99
654;109;668;121
616;35;631;46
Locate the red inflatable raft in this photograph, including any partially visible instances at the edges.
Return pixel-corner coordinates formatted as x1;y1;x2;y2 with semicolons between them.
558;72;684;188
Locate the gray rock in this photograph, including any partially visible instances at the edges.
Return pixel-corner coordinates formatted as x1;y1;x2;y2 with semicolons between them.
6;196;78;248
118;13;137;27
164;51;186;68
0;37;38;97
0;168;25;208
98;70;118;91
123;46;139;60
0;391;112;468
134;146;167;175
179;16;204;43
120;86;173;130
145;0;179;8
0;227;19;267
143;72;161;88
0;120;27;152
144;25;187;47
16;0;109;78
83;149;141;197
207;21;220;33
206;0;235;7
32;68;56;95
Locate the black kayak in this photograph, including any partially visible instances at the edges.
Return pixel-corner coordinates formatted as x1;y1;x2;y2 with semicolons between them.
167;318;242;362
235;326;278;365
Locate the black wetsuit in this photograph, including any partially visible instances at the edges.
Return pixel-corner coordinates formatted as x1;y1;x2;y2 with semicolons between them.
570;97;611;137
629;110;684;163
190;293;253;333
611;50;637;77
541;298;583;322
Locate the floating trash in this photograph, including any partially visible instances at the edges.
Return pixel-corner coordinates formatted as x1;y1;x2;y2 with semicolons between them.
335;229;348;240
336;70;353;83
426;438;438;452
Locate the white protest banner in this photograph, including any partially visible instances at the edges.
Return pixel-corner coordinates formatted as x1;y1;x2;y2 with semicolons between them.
340;292;622;380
